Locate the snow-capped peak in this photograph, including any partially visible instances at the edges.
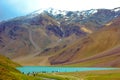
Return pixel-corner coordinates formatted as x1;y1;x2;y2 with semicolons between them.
26;7;120;20
26;8;67;18
30;8;67;15
30;8;46;14
25;9;46;18
79;9;97;18
45;8;67;15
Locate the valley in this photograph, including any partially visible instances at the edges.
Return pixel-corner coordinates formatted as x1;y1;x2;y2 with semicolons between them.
0;7;120;80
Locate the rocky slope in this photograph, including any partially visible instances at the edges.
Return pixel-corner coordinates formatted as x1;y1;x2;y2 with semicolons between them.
49;17;120;67
0;7;120;60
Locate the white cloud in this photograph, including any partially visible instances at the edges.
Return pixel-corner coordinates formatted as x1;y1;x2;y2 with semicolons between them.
6;0;120;13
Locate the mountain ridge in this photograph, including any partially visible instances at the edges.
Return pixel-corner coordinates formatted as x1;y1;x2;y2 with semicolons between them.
0;7;120;66
49;17;120;67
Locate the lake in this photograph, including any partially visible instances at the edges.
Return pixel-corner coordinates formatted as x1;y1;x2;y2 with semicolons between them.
16;66;119;74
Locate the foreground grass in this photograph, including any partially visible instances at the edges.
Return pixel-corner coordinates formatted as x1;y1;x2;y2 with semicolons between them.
11;72;43;80
37;73;78;80
26;70;120;80
0;54;42;80
57;70;120;80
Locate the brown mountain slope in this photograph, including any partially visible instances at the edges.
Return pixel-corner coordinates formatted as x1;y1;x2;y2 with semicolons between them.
0;13;89;58
1;7;120;59
49;17;120;67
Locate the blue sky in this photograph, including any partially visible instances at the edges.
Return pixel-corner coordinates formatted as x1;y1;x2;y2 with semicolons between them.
0;0;120;21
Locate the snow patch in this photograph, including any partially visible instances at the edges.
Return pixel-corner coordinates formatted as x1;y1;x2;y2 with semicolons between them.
114;7;120;12
27;8;68;19
114;15;118;18
57;21;60;25
45;8;67;15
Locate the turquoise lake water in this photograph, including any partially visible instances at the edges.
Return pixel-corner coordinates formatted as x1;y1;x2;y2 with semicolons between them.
16;66;119;74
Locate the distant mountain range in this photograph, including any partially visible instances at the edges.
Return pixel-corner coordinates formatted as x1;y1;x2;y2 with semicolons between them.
0;7;120;67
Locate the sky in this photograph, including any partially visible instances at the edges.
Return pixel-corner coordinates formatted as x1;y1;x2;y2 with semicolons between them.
0;0;120;21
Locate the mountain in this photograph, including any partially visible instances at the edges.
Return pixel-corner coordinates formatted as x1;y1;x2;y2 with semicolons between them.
0;7;120;62
49;17;120;67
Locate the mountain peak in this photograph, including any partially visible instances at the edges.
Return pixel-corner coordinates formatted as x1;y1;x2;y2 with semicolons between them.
26;7;120;20
29;8;66;15
26;8;67;19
